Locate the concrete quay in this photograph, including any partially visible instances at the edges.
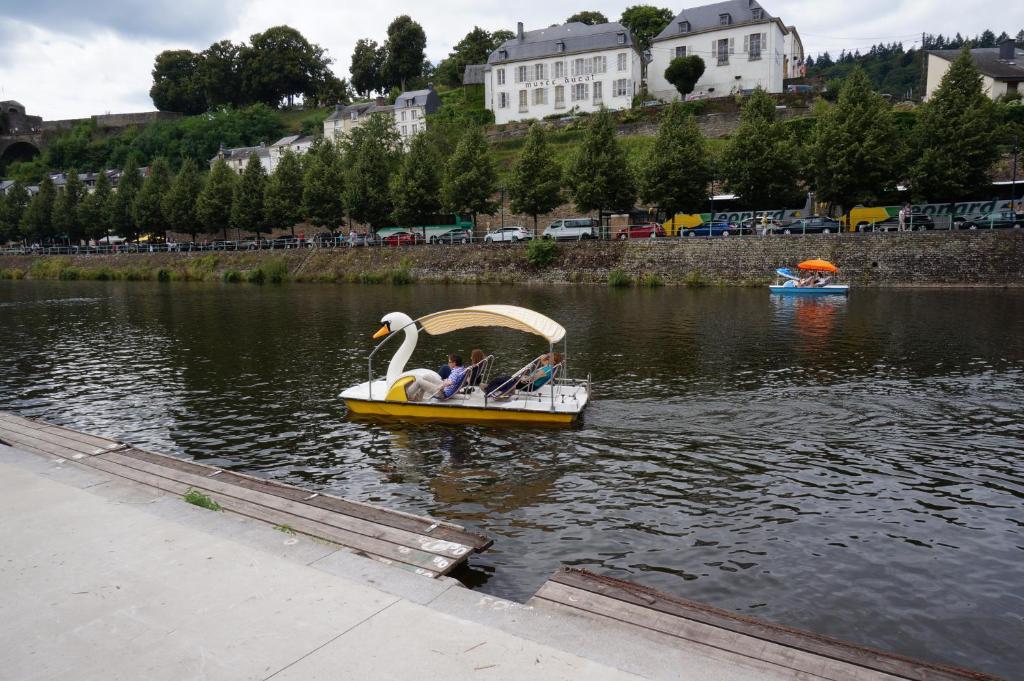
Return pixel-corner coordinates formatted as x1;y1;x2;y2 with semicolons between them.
1;444;808;681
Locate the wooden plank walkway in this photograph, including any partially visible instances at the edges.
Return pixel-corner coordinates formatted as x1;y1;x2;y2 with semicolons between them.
0;411;492;579
529;567;1000;681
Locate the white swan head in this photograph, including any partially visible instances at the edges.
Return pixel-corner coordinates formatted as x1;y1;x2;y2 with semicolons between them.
373;312;418;386
373;312;415;341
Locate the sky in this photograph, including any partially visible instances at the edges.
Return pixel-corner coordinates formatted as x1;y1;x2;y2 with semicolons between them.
1;0;1022;120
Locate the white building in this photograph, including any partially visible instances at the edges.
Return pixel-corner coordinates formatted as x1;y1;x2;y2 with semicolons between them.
270;134;314;166
484;22;643;125
323;87;442;146
926;40;1023;101
647;0;802;101
210;143;272;175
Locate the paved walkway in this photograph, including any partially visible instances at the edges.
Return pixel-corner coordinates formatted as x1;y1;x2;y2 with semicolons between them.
0;445;794;681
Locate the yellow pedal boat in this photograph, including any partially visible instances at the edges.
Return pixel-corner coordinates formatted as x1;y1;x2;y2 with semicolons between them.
340;305;590;425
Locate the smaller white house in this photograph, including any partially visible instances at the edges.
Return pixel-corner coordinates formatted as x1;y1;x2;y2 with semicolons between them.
648;0;801;101
926;40;1024;101
210;143;272;175
323;87;442;145
270;134;314;165
484;21;643;125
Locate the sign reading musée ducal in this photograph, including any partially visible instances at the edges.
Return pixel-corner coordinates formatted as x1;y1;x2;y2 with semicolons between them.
522;74;595;89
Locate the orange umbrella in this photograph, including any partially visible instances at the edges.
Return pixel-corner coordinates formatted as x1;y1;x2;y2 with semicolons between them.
797;259;838;273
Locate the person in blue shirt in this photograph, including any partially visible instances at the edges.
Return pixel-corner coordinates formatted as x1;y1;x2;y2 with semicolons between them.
439;354;468;398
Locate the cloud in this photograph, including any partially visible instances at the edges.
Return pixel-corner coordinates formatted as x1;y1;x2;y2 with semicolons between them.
3;0;246;43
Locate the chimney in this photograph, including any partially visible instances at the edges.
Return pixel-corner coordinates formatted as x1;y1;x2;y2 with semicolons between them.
999;38;1016;60
375;96;387;106
517;22;524;41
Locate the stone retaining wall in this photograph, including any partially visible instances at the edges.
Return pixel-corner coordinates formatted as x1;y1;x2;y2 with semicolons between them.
2;231;1022;287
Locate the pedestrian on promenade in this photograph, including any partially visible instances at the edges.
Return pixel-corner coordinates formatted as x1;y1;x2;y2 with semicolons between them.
898;203;909;231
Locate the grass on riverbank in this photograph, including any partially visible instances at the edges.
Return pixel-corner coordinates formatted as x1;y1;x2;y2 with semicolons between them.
183;488;222;511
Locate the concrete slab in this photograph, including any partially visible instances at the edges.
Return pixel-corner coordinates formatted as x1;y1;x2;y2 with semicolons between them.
308;549;462;605
0;462;397;681
270;599;646;681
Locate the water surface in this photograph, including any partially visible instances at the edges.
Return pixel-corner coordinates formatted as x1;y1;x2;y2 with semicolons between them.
1;280;1022;677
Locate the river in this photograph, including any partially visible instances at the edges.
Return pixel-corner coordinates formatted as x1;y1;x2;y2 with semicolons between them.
1;280;1022;677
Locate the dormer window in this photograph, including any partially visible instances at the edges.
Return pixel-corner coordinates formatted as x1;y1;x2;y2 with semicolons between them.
616;32;625;45
751;8;763;19
719;13;732;25
499;49;508;60
678;21;690;33
556;40;565;52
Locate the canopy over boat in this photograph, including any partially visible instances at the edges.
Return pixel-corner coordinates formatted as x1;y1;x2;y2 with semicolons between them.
798;259;839;273
416;305;566;343
776;268;800;281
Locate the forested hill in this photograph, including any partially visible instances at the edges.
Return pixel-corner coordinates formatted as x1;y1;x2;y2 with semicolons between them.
806;29;1024;98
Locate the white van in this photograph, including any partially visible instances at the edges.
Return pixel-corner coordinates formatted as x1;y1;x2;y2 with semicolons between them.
542;218;599;241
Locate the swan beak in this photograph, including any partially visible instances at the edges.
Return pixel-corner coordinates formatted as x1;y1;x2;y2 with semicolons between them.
372;325;390;339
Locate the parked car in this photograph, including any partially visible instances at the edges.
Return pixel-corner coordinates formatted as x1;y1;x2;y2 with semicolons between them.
382;231;425;247
430;228;472;244
770;217;842;235
679;221;739;237
855;210;935;232
956;210;1023;230
615;223;666;239
543;218;599;241
483;226;532;243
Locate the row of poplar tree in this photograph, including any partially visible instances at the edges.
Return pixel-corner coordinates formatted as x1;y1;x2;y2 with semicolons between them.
0;49;1008;246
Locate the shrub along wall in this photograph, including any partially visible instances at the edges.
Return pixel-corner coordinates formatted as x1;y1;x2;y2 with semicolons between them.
1;231;1022;287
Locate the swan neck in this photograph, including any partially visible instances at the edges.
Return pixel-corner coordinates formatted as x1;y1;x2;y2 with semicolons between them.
386;324;418;385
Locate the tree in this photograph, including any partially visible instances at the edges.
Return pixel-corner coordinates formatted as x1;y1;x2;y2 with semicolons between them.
619;5;674;52
391;133;443;228
21;176;56;244
664;55;706;97
163;159;203;240
52;170;84;244
240;25;335;106
638;102;710;218
508;124;563;235
301;142;345;231
0;182;29;244
441;127;498;228
383;16;427;91
107;156;143;241
201;40;243;108
435;27;508;88
78;170;111;242
566;109;636;232
344;113;401;229
265;149;306;235
350;39;386;97
809;67;901;220
197;158;236;240
134;158;173;240
231;154;268;237
567;11;608;25
908;49;999;204
150;50;207;114
719;89;804;210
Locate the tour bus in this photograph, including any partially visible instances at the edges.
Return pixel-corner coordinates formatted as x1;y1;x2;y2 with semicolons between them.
841;199;1021;232
375;214;474;243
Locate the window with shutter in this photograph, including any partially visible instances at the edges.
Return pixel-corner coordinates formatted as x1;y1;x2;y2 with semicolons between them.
593;81;602;103
497;68;505;85
555;61;565;78
555;85;565;108
519;90;528;112
675;46;687;59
